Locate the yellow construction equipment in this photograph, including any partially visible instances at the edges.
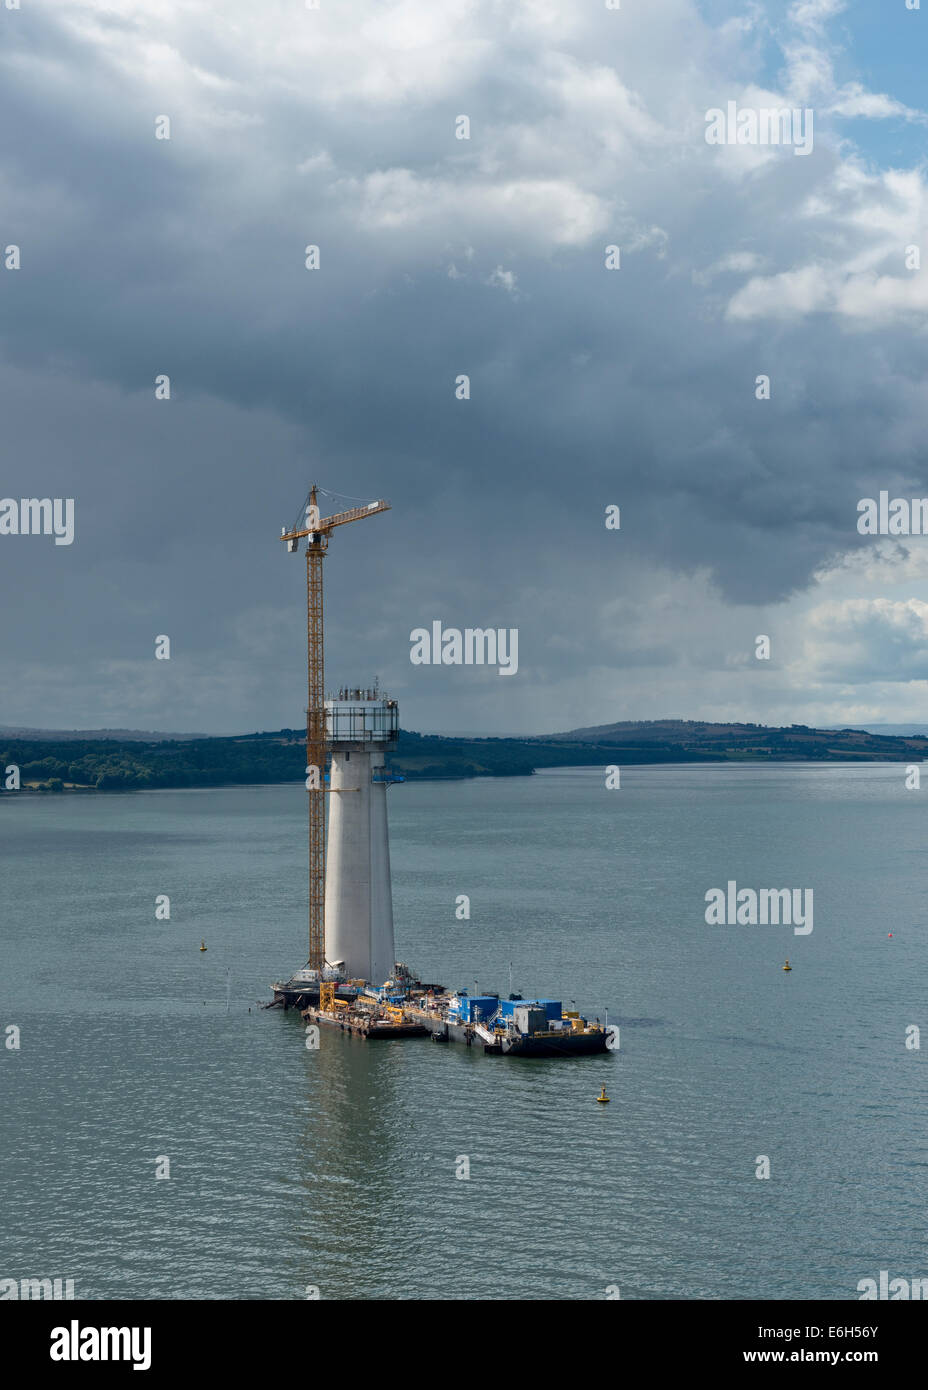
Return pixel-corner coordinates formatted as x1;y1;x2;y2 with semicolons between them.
280;486;390;972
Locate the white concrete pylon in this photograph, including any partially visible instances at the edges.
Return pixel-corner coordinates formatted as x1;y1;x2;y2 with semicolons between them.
324;695;398;984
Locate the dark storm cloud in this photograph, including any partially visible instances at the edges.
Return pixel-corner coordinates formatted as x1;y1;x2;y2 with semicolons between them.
1;0;926;732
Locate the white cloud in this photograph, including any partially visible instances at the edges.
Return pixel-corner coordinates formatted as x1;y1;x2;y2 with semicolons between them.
297;151;334;175
727;265;831;320
788;0;847;33
726;158;928;325
827;84;925;124
486;265;518;294
334;168;612;250
693;251;765;286
800;597;928;682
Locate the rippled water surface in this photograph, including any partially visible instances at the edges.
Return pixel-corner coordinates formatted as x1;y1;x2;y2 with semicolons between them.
1;764;926;1299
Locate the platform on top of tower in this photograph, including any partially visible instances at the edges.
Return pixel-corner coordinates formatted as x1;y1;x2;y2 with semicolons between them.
330;684;391;702
325;693;399;745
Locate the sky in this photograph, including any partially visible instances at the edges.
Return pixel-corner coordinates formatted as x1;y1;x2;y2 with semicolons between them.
1;0;928;737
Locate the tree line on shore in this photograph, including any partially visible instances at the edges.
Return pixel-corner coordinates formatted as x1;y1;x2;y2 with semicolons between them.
1;721;925;793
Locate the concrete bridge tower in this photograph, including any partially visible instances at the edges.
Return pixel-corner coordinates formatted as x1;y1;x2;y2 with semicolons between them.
324;688;400;984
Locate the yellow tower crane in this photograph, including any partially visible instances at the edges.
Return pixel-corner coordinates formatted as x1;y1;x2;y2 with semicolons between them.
280;486;390;972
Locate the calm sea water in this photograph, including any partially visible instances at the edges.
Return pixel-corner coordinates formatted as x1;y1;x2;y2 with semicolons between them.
1;764;926;1301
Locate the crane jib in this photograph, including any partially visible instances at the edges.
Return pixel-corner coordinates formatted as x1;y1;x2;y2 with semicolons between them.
280;500;390;544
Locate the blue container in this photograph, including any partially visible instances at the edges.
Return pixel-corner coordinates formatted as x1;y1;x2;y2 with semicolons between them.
454;995;499;1023
467;996;499;1022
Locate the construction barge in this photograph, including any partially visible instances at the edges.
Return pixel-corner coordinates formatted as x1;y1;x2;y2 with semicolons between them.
407;996;608;1057
273;964;608;1058
269;487;609;1063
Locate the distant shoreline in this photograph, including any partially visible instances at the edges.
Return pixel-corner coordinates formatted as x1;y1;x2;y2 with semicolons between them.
2;757;923;798
3;719;928;795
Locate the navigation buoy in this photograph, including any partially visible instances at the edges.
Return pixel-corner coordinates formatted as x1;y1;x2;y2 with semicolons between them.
783;959;792;971
200;940;207;952
888;932;893;938
596;1086;610;1104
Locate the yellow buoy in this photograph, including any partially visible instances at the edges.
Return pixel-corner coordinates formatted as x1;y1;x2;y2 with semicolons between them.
783;959;791;971
596;1085;610;1104
200;940;207;952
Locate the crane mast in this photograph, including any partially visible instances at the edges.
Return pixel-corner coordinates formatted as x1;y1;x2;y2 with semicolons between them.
305;518;326;973
280;485;390;971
